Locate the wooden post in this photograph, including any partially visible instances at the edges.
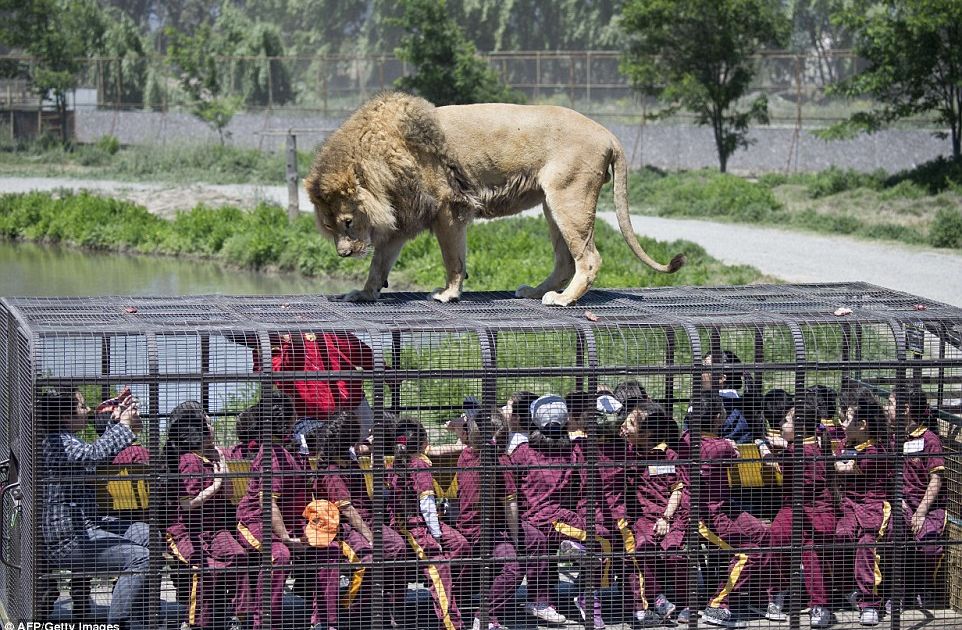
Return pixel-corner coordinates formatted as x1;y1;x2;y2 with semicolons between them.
286;129;299;221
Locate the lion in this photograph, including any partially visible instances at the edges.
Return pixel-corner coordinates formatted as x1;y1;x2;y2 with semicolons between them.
305;91;685;306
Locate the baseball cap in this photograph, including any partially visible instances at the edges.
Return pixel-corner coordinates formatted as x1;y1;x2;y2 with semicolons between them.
596;394;622;415
302;499;340;547
530;395;568;430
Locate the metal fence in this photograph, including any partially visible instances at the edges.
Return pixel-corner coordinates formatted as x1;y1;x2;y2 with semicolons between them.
1;282;961;629
0;49;873;126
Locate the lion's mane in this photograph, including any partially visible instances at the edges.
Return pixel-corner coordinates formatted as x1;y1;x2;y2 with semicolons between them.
305;92;479;239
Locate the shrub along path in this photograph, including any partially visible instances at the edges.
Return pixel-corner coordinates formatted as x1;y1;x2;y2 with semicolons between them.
3;176;961;307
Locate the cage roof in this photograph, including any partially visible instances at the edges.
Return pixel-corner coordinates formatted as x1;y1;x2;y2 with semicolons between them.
3;283;961;336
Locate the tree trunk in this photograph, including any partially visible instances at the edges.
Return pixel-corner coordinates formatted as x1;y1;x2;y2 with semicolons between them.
713;114;728;173
57;93;68;148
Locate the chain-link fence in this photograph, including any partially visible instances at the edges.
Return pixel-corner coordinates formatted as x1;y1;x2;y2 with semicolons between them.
0;49;878;125
1;282;961;629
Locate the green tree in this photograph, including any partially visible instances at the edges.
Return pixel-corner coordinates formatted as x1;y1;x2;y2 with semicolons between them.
0;0;108;146
826;1;962;160
391;0;523;105
99;10;150;109
791;0;851;86
166;23;241;144
620;0;788;172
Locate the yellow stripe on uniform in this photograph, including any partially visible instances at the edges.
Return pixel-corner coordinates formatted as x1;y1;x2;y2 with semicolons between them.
698;521;732;550
710;553;748;608
236;522;262;551
166;532;190;565
596;535;613;588
879;501;891;538
340;541;366;608
188;572;199;626
402;529;456;630
553;521;588;541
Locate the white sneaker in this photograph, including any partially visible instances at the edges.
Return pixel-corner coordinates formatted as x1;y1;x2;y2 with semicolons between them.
525;602;567;624
860;608;880;626
810;606;832;628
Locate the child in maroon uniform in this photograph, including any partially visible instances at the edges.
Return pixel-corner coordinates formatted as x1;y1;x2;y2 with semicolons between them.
766;387;836;628
447;410;540;630
887;388;945;606
620;399;688;627
164;401;247;630
691;396;773;629
235;390;340;630
388;419;469;630
508;395;575;625
835;386;892;627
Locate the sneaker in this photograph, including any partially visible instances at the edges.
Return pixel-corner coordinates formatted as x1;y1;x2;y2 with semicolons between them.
765;592;788;622
558;539;587;556
633;609;663;627
470;620;505;630
701;606;747;628
653;593;676;619
884;599;893;616
810;606;832;628
574;594;606;630
676;608;691;624
860;608;879;626
226;617;243;630
847;591;862;611
524;602;567;624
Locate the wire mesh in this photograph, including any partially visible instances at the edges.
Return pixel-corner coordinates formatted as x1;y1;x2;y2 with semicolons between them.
0;282;960;629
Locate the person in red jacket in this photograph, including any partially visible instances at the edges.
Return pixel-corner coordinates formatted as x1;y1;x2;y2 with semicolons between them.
255;331;374;423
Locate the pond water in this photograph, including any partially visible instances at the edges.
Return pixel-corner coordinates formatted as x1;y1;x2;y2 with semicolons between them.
0;240;352;297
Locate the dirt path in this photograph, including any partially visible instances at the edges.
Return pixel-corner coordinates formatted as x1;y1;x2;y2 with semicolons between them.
4;176;962;307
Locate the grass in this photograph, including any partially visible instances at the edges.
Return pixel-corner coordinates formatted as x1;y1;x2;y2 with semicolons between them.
599;158;962;251
0;190;767;291
0;138;307;185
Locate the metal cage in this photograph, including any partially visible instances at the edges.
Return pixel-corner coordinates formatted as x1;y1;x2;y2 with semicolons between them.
1;282;961;630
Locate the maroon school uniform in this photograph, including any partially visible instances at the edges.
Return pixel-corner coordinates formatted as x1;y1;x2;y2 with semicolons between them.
900;427;946;593
388;454;468;630
625;442;688;611
835;439;892;610
769;437;836;606
236;444;338;629
166;452;246;628
455;448;542;625
698;435;771;610
113;443;149;465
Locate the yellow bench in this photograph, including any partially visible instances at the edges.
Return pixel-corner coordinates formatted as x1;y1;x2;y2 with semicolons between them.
96;464;150;512
727;443;783;488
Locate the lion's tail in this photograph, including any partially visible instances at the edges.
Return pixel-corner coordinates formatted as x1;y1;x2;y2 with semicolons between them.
610;141;686;274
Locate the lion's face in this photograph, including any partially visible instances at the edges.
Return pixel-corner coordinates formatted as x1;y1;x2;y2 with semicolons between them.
313;195;374;258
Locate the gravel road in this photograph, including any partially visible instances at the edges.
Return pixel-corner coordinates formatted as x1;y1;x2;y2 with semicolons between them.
4;176;961;307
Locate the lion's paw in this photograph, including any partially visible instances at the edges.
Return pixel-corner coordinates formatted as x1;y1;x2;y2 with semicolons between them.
336;289;378;302
541;291;574;307
430;288;461;303
515;285;545;299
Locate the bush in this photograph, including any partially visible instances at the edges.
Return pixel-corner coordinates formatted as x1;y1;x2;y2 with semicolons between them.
888;157;962;194
806;166;886;198
929;207;962;249
96;135;121;155
626;170;781;222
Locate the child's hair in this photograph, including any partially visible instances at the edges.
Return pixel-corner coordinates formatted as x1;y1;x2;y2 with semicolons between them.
508;390;538;430
761;388;793;429
564;391;599;423
161;400;211;511
37;388;80;431
689;395;727;434
317;410;361;464
393;418;428;462
637;400;679;450
249;388;296;443
794;387;822;438
234;406;259;447
901;387;934;427
613;380;649;405
813;385;838;420
840;386;887;443
705;350;743;391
